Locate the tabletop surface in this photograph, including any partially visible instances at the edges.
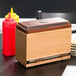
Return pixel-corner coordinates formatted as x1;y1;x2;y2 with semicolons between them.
0;34;76;76
0;18;76;76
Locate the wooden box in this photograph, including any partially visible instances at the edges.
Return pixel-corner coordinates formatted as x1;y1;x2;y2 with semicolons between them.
16;17;72;68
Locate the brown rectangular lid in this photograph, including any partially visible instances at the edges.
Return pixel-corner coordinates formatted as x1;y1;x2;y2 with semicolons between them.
16;17;71;33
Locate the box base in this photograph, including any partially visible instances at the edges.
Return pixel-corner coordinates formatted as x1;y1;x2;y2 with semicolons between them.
25;55;70;68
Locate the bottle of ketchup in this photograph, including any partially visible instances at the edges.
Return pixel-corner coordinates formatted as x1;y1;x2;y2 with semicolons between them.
2;13;17;56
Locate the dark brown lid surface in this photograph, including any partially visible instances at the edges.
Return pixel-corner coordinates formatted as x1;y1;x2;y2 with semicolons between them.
17;17;71;33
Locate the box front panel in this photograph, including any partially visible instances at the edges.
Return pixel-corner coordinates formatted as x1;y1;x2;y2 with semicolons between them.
26;27;71;61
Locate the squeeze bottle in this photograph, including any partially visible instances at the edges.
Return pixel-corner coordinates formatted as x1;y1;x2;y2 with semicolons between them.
2;13;17;56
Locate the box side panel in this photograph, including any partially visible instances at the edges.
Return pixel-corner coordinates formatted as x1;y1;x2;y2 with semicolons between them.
26;27;71;61
16;29;26;66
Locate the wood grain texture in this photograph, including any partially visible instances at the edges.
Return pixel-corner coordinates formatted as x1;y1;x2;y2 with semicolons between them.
17;17;70;34
19;17;69;28
26;27;71;61
16;18;71;67
17;24;71;34
16;29;26;66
